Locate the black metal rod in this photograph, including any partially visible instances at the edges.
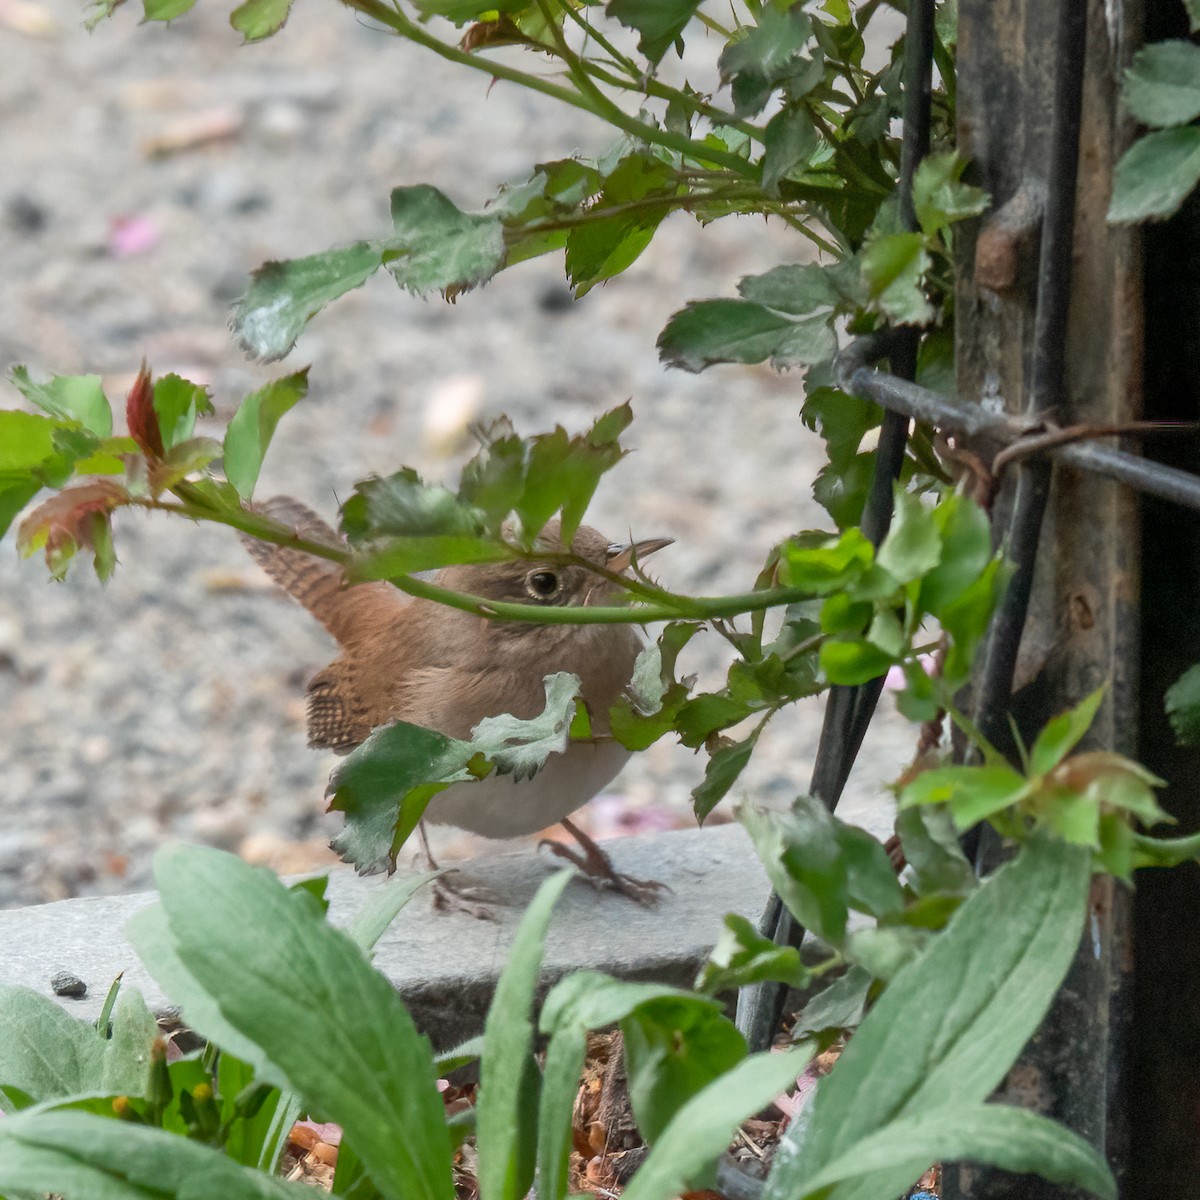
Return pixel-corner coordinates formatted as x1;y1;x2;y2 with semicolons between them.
848;365;1200;512
736;0;936;1055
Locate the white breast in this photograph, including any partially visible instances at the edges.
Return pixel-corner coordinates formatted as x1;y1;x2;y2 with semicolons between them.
423;738;631;838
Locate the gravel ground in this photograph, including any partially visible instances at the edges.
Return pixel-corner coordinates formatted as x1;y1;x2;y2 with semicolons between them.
0;0;915;909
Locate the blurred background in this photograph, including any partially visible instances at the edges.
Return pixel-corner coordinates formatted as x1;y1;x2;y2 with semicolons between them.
0;0;912;908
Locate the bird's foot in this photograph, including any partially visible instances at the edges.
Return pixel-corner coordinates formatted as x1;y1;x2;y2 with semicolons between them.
430;871;499;921
540;818;669;907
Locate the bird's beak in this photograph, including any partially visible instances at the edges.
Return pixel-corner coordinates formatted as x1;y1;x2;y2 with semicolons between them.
606;536;673;574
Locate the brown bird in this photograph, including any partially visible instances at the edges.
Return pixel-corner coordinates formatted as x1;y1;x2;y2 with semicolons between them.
241;496;672;911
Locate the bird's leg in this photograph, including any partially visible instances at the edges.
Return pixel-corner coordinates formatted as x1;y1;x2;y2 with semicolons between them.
419;822;498;921
540;817;669;906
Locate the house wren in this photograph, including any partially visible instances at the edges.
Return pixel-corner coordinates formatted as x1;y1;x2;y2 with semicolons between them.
242;497;672;903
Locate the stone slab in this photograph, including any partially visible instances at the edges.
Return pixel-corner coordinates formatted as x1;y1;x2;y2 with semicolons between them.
0;825;772;1048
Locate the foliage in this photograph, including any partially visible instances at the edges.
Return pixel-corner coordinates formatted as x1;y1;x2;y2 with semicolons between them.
0;841;1114;1200
3;1;1197;1195
1109;9;1200;224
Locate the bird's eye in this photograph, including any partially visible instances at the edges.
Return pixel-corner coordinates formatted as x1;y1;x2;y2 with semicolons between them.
526;570;560;599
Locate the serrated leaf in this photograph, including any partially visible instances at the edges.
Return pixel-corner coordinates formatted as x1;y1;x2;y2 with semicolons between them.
876;489;941;584
894;805;976;896
696;913;811;995
1165;662;1200;746
917;493;993;615
819;638;894;686
658;299;835;373
900;764;1029;829
791;965;873;1037
230;0;294;39
0;411;57;470
1122;40;1200;127
606;0;699;64
692;733;758;822
147;436;223;496
233;242;382;361
385;185;505;296
778;528;874;593
764;836;1092;1200
911;152;989;236
152;374;213;451
0;479;41;540
1108;126;1200;224
10;367;111;437
223;370;309;499
1029;687;1105;776
17;479;130;581
739;264;840;317
861;232;934;324
130;845;455;1200
719;7;814;116
762;106;819;192
341;469;487;542
143;0;197;18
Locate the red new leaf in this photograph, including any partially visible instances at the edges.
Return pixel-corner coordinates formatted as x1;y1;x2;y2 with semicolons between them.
125;363;164;459
17;479;131;580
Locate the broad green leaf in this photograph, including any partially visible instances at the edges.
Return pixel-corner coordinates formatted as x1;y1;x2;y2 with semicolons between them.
696;913;811;995
900;764;1029;829
606;0;700;64
151;374;213;451
894;805;976;896
1029;686;1105;776
340;469;487;541
801;386;882;465
819;638;894;686
917;493;993;616
939;557;1008;686
795;1104;1114;1199
845;926;930;981
876;489;940;585
0;478;41;539
692;733;758;822
415;0;524;21
223;370;309;499
739;263;840;317
0;986;156;1109
658;299;835;373
135;845;455;1200
1109;126;1200;223
1165;662;1200;746
764;836;1091;1200
233;241;382;360
719;7;815;116
619;1047;813;1200
385;186;505;296
621;997;746;1143
0;1109;307;1199
911;152;989;236
230;0;294;39
143;0;198;18
474;672;580;781
778;529;874;593
860;232;933;324
762;106;819;192
477;870;573;1200
0;410;57;469
10;367;111;437
790;965;873;1037
1122;40;1200;127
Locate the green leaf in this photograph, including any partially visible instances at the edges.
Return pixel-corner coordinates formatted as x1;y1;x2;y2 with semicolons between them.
739;263;841;317
230;0;294;39
692;733;758;822
764;836;1091;1200
778;528;874;593
0;1109;309;1199
147;437;223;496
341;469;487;541
347;870;443;953
10;367;111;437
860;232;934;324
0;478;41;539
845;925;931;981
621;997;747;1143
719;7;815;116
900;764;1029;829
152;374;213;451
233;242;382;361
819;638;895;686
605;0;699;64
131;844;455;1200
1122;40;1200;127
0;410;58;470
385;186;505;296
477;871;573;1200
876;489;941;585
1029;686;1105;776
762;106;819;192
1109;126;1200;224
894;805;976;896
795;1103;1114;1199
790;965;873;1037
658;299;835;373
142;0;198;18
329;673;581;872
911;152;989;236
1165;662;1200;746
917;493;993;616
0;986;156;1108
223;370;309;499
696;913;811;995
619;1047;813;1200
